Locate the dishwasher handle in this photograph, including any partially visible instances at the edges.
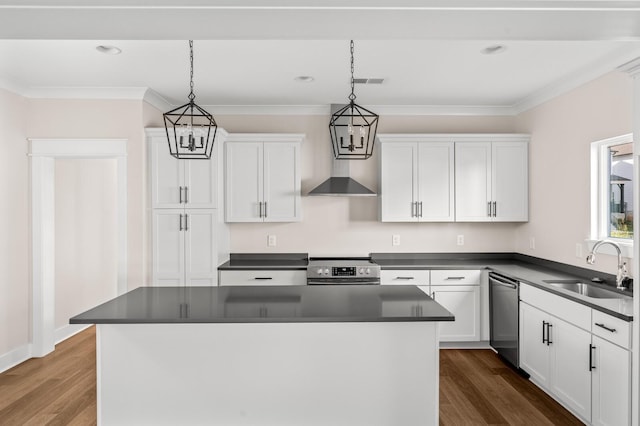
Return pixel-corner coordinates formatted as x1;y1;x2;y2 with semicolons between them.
490;274;518;289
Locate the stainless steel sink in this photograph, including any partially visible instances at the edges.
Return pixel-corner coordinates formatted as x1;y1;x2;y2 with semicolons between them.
542;280;631;300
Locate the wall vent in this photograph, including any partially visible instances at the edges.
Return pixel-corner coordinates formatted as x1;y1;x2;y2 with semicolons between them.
353;78;385;85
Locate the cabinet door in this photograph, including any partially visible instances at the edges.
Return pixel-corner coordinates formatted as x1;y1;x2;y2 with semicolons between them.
492;142;528;221
152;209;185;286
184;159;217;208
592;336;631;426
519;302;550;387
150;138;185;208
417;142;454;221
225;142;263;222
548;317;592;422
184;209;217;286
455;142;492;221
430;285;480;341
263;142;301;222
379;142;417;222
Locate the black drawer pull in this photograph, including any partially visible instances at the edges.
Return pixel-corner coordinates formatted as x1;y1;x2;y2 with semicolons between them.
254;277;273;280
445;276;465;280
595;323;617;333
395;277;415;280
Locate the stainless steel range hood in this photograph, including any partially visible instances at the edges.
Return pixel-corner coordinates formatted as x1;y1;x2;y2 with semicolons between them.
308;104;377;197
308;157;376;196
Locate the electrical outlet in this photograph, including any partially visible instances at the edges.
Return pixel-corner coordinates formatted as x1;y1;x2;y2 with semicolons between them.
575;243;582;258
457;235;464;246
267;235;277;247
529;237;535;250
392;235;401;246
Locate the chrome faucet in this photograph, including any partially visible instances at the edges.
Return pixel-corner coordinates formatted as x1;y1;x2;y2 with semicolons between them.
586;239;629;289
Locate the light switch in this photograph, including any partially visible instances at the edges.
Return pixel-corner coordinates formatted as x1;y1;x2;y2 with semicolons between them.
392;235;401;246
457;235;464;246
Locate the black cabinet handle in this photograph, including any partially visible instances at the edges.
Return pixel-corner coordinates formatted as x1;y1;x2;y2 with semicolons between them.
395;277;415;280
179;186;183;204
254;277;273;280
542;321;547;344
547;323;553;345
589;344;596;371
595;323;617;333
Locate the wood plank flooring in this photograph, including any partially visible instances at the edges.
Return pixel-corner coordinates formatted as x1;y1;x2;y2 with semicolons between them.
1;327;583;425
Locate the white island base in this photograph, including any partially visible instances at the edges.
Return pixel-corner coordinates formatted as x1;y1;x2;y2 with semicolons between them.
97;322;440;425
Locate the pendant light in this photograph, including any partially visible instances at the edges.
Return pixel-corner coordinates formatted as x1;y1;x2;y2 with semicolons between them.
164;40;218;160
329;40;379;160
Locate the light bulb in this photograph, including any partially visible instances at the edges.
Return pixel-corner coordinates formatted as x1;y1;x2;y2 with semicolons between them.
348;124;354;135
359;126;366;137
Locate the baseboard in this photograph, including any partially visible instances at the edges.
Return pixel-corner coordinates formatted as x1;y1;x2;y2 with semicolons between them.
55;324;91;344
440;341;492;349
0;343;32;374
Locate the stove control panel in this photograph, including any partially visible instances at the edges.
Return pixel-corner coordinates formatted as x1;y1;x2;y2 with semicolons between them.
307;262;380;278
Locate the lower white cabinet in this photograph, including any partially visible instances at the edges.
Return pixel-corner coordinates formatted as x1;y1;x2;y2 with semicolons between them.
591;336;631;426
431;285;480;342
152;209;218;286
381;269;481;342
519;283;631;425
218;270;306;286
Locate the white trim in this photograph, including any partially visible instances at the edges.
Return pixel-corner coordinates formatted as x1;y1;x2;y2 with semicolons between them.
22;86;148;100
377;133;530;143
0;343;32;374
589;133;634;258
54;324;91;344
225;133;305;144
29;138;128;357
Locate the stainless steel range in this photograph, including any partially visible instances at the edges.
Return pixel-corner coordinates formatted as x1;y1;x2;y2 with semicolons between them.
307;257;381;285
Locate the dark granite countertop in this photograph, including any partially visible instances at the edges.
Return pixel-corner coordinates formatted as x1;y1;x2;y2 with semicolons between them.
218;253;309;270
70;285;454;324
371;253;633;321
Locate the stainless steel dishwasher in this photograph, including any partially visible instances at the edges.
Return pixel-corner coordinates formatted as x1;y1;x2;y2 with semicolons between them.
489;272;524;373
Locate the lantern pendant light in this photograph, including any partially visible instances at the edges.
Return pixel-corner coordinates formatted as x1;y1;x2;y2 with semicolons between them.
329;40;379;160
164;40;218;160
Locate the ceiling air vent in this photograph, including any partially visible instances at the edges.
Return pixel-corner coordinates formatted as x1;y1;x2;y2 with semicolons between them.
353;78;385;85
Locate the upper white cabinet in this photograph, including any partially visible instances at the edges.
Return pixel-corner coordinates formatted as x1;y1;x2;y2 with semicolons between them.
378;137;454;222
455;137;529;222
150;131;218;209
377;134;528;223
225;134;303;222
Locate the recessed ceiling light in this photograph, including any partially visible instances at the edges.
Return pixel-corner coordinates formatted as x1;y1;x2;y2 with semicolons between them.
96;45;122;55
294;76;314;83
481;45;507;55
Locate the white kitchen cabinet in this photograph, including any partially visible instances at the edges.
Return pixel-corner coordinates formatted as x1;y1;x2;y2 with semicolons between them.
378;137;454;222
147;128;230;287
455;137;528;222
218;270;306;286
431;285;480;342
225;134;303;222
519;300;591;421
380;268;480;342
149;131;218;209
591;336;631;426
430;269;481;342
519;283;632;425
152;209;219;286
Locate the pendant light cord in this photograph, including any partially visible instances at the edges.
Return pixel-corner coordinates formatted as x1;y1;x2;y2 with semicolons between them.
188;40;195;102
349;40;356;103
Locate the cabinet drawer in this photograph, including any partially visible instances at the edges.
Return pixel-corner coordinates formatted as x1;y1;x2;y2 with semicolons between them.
592;310;631;349
430;269;480;285
380;270;430;286
520;284;591;331
219;270;306;286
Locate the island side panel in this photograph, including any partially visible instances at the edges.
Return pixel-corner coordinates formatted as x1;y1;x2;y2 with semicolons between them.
97;322;440;426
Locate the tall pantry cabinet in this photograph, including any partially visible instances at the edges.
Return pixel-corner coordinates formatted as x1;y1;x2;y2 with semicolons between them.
146;128;230;286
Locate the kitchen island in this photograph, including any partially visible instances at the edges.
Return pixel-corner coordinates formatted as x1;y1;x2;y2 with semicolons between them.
71;285;454;426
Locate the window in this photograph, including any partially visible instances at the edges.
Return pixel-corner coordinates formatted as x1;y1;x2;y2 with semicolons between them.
590;134;634;255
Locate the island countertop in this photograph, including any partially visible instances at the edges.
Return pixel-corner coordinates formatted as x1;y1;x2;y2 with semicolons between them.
70;285;454;324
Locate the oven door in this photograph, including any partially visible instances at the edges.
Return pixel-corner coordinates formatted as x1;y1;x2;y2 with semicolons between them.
307;278;380;285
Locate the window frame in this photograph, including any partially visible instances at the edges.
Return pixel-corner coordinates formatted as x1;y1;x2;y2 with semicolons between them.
589;133;634;258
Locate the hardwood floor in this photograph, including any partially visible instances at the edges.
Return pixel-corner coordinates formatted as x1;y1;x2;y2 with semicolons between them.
0;327;582;425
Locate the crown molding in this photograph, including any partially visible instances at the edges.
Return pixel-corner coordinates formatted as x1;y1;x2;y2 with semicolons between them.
512;45;640;114
20;86;148;100
618;56;640;77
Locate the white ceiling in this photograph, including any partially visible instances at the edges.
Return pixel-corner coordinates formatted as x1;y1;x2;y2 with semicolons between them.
1;1;640;114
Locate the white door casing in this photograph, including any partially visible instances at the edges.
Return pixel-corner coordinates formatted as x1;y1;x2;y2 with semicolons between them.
29;138;127;357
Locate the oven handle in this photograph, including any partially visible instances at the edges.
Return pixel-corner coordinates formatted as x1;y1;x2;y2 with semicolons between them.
306;280;380;285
